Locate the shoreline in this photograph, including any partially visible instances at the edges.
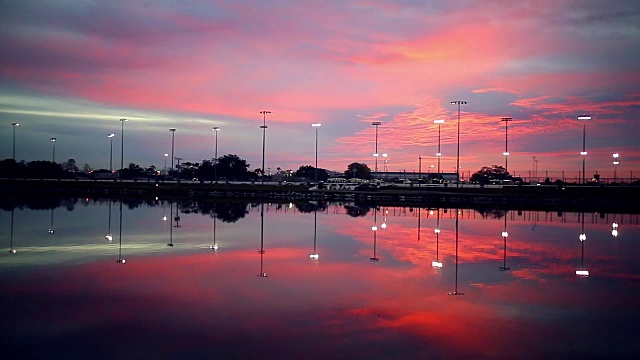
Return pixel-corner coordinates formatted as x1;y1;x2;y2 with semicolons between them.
1;179;639;213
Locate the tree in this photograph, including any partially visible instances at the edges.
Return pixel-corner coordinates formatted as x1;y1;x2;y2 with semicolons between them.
216;154;252;180
470;165;511;184
295;165;329;182
61;159;78;173
345;162;372;180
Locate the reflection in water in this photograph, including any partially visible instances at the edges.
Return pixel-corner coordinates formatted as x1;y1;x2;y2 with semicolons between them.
309;210;319;260
612;215;619;237
48;208;55;235
432;209;442;269
8;208;16;254
210;215;218;251
105;199;113;241
2;201;640;358
448;209;463;295
168;202;174;247
258;203;267;277
116;201;125;264
576;212;588;277
500;213;511;271
370;207;380;262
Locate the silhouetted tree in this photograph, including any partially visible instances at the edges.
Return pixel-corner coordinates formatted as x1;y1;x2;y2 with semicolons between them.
295;165;329;182
345;162;372;180
471;165;511;184
61;159;78;173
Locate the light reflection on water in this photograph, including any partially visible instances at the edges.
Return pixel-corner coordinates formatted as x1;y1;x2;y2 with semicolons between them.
1;199;639;359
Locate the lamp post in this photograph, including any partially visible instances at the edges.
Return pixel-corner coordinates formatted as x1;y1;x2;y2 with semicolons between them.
500;215;510;271
212;127;220;181
312;123;321;182
163;153;168;175
578;115;591;184
169;128;176;171
119;118;128;181
371;121;382;175
613;153;620;183
260;111;271;184
107;134;115;172
434;119;444;181
11;122;19;160
500;117;512;174
450;101;467;187
50;137;57;163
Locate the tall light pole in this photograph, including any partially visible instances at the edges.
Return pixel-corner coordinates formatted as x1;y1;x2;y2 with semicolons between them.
434;119;444;180
107;133;115;171
169;128;176;171
163;153;168;175
501;117;512;174
50;137;57;163
260;110;271;184
372;121;382;174
119;118;128;181
450;101;467;187
578;115;591;184
312;123;321;182
212;127;220;182
11;122;19;160
613;153;620;183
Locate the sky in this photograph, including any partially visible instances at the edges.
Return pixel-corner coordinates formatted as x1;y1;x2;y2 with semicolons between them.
1;0;639;180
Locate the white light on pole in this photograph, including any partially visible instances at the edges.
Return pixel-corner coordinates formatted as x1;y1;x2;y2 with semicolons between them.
312;123;321;182
11;122;20;160
260;111;271;184
613;153;620;183
450;101;467;187
501;117;512;173
50;137;57;163
169;128;176;171
577;115;591;184
107;133;115;171
372;121;382;174
212;127;220;181
119;118;128;180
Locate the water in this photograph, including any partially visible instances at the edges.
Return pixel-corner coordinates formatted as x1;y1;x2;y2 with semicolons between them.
1;199;639;359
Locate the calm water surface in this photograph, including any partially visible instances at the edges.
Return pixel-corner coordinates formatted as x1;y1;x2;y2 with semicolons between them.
1;199;639;359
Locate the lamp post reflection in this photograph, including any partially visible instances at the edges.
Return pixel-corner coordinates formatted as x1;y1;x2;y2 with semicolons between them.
370;207;380;262
168;202;178;247
448;209;464;295
8;208;17;254
499;214;510;271
210;214;219;251
116;201;126;264
612;217;619;238
309;210;319;260
576;212;588;277
258;203;268;277
105;199;113;241
432;208;443;269
47;208;55;235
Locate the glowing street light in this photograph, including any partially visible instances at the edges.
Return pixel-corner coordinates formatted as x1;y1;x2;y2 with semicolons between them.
119;118;128;181
259;111;271;184
312;123;321;182
612;221;619;237
577;115;591;184
612;153;620;183
107;133;115;171
212;126;220;181
169;128;176;171
450;101;467;187
11;122;20;160
372;121;382;174
434;119;444;179
50;137;57;163
500;117;512;174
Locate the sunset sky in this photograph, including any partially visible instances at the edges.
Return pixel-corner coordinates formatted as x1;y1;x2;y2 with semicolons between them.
1;0;639;179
